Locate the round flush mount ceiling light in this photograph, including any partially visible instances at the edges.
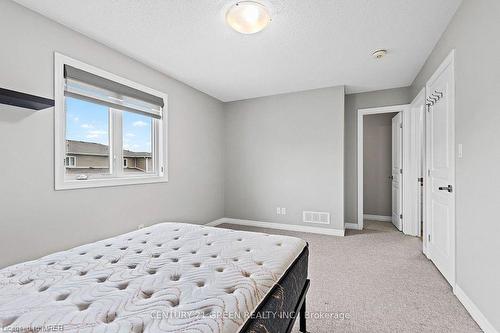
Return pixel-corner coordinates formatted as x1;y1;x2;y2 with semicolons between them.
226;1;271;34
372;49;388;60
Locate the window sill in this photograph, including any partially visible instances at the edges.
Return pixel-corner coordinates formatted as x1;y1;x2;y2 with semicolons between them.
55;174;168;190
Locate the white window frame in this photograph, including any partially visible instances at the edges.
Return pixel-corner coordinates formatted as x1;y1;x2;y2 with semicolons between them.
54;53;168;190
65;156;76;167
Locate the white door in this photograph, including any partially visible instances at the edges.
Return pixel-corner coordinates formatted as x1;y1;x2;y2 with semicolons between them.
404;90;426;238
425;53;455;286
391;113;403;231
416;103;425;238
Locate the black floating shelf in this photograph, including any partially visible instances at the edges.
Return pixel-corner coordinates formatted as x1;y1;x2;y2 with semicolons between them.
0;87;55;110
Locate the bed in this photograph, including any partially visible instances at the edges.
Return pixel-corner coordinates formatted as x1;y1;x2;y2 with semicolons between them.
0;222;309;333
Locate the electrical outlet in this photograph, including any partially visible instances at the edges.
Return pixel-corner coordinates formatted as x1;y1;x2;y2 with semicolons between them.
281;207;287;215
137;224;145;230
276;207;281;215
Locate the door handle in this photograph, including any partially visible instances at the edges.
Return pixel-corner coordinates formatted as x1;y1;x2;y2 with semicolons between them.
438;185;453;193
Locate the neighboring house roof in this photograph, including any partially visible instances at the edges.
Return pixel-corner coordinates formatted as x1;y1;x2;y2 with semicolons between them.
66;140;151;158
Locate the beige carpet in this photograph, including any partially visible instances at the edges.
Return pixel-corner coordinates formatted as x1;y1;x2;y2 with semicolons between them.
218;221;481;333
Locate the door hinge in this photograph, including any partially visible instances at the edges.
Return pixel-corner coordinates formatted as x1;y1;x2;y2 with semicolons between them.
427;169;431;176
400;169;403;174
428;234;431;242
418;177;424;186
400;214;403;219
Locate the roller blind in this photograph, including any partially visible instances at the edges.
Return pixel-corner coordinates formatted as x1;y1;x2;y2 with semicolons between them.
64;65;163;119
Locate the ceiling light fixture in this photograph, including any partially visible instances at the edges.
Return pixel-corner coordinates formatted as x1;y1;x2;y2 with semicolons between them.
226;1;271;34
372;49;388;60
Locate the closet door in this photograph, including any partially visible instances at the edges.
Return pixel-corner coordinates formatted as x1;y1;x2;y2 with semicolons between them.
425;52;455;286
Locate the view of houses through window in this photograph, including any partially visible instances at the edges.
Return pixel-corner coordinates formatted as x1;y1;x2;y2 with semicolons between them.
122;110;154;174
65;97;153;179
64;156;76;167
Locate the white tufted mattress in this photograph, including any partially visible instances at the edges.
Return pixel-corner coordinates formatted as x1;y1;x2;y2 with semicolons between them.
0;222;306;333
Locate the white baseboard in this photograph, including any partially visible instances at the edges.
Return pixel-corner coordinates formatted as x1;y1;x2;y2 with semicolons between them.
205;218;225;227
454;285;498;333
207;218;344;237
363;214;392;222
345;223;362;230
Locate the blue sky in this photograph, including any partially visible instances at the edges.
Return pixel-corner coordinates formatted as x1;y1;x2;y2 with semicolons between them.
66;97;152;153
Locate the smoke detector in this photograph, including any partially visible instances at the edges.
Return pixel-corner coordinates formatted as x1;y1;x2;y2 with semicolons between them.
372;49;388;60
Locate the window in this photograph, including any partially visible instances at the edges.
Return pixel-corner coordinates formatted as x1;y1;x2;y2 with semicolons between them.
55;53;168;190
123;111;154;174
65;156;76;167
65;97;110;177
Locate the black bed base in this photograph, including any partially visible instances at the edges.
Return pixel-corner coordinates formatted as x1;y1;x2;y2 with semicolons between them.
291;279;310;333
240;245;310;333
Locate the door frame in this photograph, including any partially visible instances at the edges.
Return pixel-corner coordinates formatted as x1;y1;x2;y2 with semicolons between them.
357;104;410;230
407;89;426;239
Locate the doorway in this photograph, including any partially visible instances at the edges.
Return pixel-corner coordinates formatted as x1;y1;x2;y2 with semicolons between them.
357;105;412;231
361;111;401;230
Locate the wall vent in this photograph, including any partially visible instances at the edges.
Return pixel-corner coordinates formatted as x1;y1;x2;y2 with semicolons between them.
303;211;330;225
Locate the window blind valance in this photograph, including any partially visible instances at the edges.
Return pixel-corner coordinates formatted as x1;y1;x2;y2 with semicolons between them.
64;65;163;119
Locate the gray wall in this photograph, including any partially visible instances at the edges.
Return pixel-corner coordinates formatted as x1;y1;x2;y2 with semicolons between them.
411;0;500;329
224;87;345;231
363;112;398;216
0;0;225;268
344;88;412;224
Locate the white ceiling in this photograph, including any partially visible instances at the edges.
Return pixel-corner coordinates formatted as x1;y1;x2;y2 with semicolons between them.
13;0;462;102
